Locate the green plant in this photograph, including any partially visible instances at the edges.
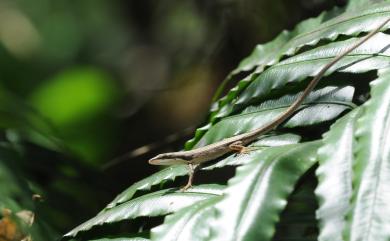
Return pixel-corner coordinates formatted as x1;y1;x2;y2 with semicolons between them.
63;1;390;240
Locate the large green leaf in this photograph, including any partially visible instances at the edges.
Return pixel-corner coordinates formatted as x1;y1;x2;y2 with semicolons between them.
62;4;390;241
343;69;390;240
186;29;390;149
151;197;221;241
64;185;224;238
232;32;390;116
105;165;188;209
196;85;355;147
315;108;363;241
346;0;388;11
206;3;390;123
209;142;320;241
230;5;343;76
212;5;338;104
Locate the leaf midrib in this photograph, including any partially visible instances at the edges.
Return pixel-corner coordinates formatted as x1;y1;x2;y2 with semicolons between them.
225;101;355;120
275;53;390;68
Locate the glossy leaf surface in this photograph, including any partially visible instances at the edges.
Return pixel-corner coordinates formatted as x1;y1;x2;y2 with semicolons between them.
65;185;223;238
344;69;390;241
187;26;390;149
315;108;362;241
210;142;320;241
151;197;221;241
196;85;354;147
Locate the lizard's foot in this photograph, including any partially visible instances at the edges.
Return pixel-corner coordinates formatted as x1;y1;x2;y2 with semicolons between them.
180;182;192;192
229;141;250;154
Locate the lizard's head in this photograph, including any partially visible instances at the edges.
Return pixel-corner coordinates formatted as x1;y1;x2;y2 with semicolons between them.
148;152;189;165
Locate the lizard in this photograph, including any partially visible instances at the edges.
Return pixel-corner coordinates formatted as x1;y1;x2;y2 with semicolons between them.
148;17;390;190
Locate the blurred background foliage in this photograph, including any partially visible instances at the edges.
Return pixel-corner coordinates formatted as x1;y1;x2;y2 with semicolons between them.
0;0;345;239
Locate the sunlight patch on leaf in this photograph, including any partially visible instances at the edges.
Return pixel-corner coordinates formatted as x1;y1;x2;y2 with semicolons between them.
210;142;320;241
315;108;363;241
344;68;390;241
65;185;223;238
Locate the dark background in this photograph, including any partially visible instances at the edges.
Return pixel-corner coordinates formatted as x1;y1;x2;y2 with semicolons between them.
0;0;346;235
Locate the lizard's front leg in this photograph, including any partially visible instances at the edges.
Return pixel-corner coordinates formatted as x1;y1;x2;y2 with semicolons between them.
181;163;199;191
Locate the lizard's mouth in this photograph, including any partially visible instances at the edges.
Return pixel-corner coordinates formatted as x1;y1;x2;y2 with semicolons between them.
148;157;163;165
148;155;187;165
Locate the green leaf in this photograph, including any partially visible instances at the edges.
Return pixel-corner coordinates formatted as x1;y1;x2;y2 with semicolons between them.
151;197;222;241
105;165;188;209
212;5;347;106
64;185;223;238
90;238;149;241
343;68;390;241
108;83;353;213
346;0;388;11
187;29;390;149
206;3;390;125
231;6;342;76
209;142;320;241
315;108;363;241
196;85;355;148
233;32;390;115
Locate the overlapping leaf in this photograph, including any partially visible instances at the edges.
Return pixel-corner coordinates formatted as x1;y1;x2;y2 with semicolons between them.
64;3;390;241
186;7;390;149
105;165;188;210
346;0;386;11
108;85;353;211
230;6;343;76
343;69;390;241
228;32;390;118
210;5;340;104
151;197;221;241
64;185;224;238
214;3;390;114
197;85;355;147
315;108;363;241
149;142;319;241
209;142;320;241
